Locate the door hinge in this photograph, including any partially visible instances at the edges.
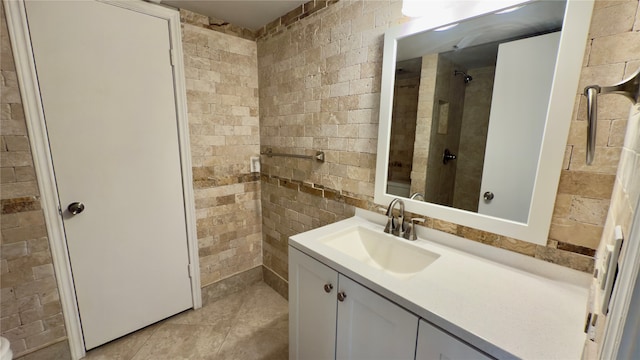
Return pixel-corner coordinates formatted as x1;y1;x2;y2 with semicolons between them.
58;206;62;215
170;48;176;66
188;264;193;278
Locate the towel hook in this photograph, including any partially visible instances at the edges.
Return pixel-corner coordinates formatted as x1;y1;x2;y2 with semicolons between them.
584;68;639;165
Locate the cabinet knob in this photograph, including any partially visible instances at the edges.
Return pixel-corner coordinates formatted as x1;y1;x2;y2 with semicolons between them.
323;283;333;293
337;291;347;302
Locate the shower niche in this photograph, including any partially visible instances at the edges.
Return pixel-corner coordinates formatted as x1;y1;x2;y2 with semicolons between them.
387;24;562;223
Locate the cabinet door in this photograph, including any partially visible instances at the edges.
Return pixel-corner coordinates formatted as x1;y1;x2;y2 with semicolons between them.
336;275;418;360
416;319;493;360
289;247;339;360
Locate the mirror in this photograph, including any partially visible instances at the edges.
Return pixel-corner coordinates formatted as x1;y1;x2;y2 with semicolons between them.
389;1;566;223
375;0;595;245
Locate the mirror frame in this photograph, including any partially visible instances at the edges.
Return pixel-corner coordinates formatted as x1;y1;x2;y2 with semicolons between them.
374;0;595;245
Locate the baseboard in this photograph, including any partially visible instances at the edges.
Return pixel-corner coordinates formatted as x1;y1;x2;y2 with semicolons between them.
263;265;288;300
200;266;263;306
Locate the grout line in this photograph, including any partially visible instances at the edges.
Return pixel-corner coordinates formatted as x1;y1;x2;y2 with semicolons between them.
214;283;256;356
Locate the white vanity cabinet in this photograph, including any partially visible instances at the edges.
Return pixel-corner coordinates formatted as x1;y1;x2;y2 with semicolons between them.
336;275;418;359
289;215;591;359
289;247;419;360
416;320;492;360
289;247;338;360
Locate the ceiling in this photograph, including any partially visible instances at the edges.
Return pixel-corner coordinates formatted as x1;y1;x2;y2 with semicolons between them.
161;0;308;30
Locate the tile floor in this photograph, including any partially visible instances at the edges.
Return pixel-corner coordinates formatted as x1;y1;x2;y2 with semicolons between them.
83;282;288;360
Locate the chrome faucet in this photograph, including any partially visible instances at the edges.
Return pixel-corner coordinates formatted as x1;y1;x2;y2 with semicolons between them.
384;198;405;237
410;192;425;201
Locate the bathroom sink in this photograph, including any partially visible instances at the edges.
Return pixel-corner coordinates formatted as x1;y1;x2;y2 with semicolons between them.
318;226;440;277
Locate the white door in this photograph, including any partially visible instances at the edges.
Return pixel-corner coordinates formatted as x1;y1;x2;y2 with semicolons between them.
478;32;561;223
336;275;418;360
25;0;193;349
289;248;338;360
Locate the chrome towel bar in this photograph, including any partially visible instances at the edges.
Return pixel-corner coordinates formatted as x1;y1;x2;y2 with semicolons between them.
584;68;639;165
260;148;325;162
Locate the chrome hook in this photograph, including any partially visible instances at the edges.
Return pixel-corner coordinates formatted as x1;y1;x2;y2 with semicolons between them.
584;68;639;165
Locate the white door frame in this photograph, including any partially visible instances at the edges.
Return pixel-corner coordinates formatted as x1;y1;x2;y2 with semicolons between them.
3;1;202;358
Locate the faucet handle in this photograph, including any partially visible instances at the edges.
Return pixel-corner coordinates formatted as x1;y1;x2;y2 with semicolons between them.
395;214;405;237
404;218;425;241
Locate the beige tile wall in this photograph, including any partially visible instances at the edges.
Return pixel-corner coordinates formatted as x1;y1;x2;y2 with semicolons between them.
0;4;68;358
258;0;396;292
422;55;465;207
590;103;640;356
388;73;419;183
258;0;640;293
261;175;360;297
410;54;437;196
181;13;263;287
255;0;340;40
588;0;640;349
551;0;640;255
454;66;495;212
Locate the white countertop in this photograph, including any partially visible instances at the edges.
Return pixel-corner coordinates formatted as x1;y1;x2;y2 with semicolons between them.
289;211;590;360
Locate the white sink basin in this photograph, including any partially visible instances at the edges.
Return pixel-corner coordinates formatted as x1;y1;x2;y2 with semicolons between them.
318;226;440;277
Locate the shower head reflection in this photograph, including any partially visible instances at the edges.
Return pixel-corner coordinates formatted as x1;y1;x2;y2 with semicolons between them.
454;70;473;84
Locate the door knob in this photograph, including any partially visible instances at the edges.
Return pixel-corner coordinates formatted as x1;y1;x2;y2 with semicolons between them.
483;192;494;201
337;291;347;302
67;202;85;215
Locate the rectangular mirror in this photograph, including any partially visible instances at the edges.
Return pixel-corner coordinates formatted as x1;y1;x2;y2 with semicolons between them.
375;0;594;245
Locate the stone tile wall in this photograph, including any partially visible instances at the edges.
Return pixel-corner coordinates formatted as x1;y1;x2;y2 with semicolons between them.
1;4;67;358
422;55;465;207
410;54;436;196
258;0;640;294
258;0;395;292
588;1;640;352
589;103;640;356
261;175;361;297
255;0;340;40
388;72;419;183
181;17;263;287
550;0;640;258
454;66;495;212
